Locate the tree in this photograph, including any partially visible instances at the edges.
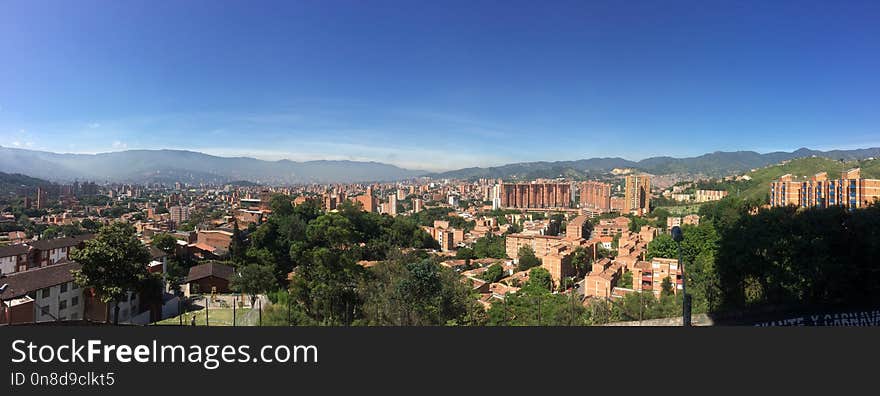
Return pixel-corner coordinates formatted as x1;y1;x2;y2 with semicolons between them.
546;213;566;236
472;234;506;259
228;221;248;264
661;276;674;297
230;263;276;305
456;247;476;260
290;247;363;325
647;234;677;260
70;223;151;325
152;233;177;257
611;291;657;323
517;245;541;271
41;225;61;239
306;213;355;249
487;266;588;326
570;246;591;278
480;264;504;283
651;208;671;229
713;201;880;311
619;271;633;289
269;194;294;217
359;254;486;326
524;267;552;292
628;216;651;232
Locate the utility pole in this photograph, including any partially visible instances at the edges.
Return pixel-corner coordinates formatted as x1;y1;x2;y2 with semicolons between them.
537;297;542;326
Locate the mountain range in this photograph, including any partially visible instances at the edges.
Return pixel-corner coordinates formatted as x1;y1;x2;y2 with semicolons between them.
1;146;879;184
0;146;423;184
430;147;880;180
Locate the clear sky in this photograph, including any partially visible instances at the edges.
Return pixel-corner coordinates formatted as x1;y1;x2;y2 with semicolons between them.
1;0;879;171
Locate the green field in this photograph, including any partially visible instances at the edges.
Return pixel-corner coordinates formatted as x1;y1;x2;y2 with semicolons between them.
155;307;252;326
655;203;704;215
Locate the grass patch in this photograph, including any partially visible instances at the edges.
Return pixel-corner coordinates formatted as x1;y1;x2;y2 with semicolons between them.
655;204;704;215
154;307;252;326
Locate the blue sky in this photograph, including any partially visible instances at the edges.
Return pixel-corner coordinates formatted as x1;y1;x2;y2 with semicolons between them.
1;0;879;171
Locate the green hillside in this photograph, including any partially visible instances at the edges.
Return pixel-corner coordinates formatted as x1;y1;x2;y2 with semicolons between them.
733;157;880;200
0;171;50;196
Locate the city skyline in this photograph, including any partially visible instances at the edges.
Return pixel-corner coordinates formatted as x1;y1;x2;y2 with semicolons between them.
2;1;880;170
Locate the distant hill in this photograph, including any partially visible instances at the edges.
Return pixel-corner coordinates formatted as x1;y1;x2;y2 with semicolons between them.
0;171;52;197
432;147;880;180
0;147;425;184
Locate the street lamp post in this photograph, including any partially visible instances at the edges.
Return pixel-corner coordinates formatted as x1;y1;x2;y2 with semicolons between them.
671;226;691;327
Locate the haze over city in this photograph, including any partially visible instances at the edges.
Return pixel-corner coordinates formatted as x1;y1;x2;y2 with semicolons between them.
2;0;880;171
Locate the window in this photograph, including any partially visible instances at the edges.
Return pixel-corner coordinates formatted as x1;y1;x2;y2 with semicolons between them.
40;305;50;316
60;283;68;293
41;288;50;298
72;282;79;290
59;300;67;310
71;296;79;306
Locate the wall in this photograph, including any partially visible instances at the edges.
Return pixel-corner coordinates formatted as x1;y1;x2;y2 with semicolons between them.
33;281;85;323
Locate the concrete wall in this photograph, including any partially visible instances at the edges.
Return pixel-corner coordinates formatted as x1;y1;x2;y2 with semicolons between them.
602;314;714;326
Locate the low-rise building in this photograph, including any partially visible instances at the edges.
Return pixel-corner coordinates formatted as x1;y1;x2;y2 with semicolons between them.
694;189;728;203
594;217;630;237
183;262;235;296
631;257;683;297
565;215;589;240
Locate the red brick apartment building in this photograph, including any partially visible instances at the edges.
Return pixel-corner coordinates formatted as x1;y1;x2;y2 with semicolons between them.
770;168;880;209
584;258;623;298
499;182;572;209
578;181;611;211
624;175;651;216
565;215;590;240
594;217;631;237
505;233;596;285
631;258;683;297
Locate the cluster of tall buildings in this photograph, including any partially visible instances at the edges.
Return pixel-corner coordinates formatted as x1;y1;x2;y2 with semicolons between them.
770;168;880;209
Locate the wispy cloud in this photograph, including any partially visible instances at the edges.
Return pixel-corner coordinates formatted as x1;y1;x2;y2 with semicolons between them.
3;128;36;148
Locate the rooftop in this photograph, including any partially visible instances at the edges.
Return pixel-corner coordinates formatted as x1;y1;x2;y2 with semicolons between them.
0;260;82;300
183;262;235;283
